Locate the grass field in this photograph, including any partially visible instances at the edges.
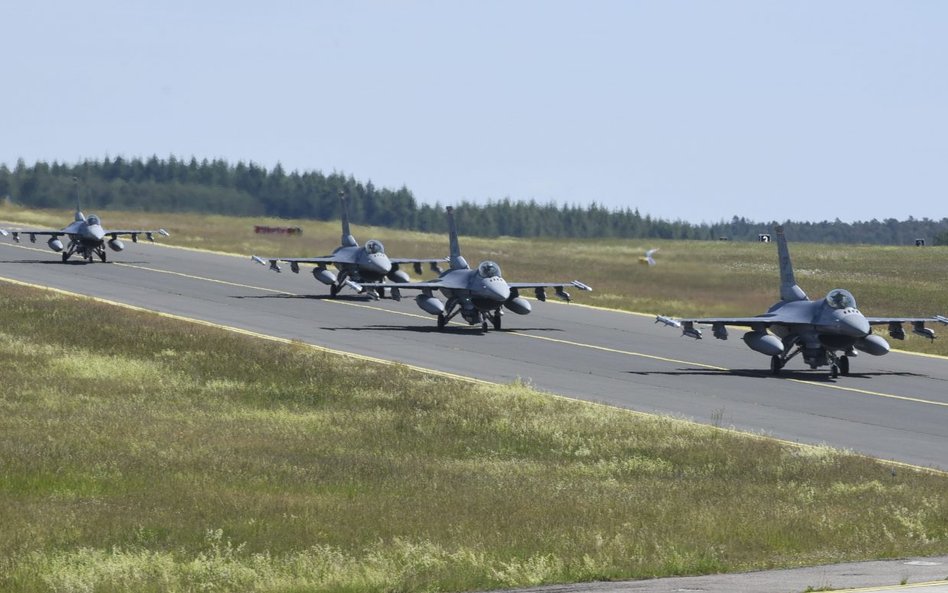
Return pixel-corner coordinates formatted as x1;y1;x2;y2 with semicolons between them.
3;204;947;356
1;282;947;593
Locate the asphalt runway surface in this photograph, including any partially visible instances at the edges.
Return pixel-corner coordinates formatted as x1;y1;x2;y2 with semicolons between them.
3;239;948;472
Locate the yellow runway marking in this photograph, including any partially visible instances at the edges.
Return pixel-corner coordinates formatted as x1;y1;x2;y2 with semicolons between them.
4;240;947;409
508;332;948;409
832;582;948;592
2;269;947;477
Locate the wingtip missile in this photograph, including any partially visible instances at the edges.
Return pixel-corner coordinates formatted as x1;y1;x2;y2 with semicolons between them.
570;280;592;291
934;315;948;325
251;255;281;272
0;229;7;237
655;315;681;328
158;228;170;237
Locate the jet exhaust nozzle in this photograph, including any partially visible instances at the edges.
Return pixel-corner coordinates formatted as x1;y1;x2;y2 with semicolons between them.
312;268;337;286
107;238;125;252
47;237;64;252
854;334;890;356
742;331;784;356
504;296;532;315
415;294;445;315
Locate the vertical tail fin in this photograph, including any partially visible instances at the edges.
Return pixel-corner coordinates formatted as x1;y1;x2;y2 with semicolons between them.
775;225;807;301
339;191;357;247
446;207;468;270
72;177;84;222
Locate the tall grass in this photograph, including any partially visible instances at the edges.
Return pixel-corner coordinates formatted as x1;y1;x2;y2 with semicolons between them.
1;283;947;592
3;204;945;354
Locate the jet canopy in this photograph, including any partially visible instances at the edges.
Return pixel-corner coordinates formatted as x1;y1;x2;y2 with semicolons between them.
825;288;857;310
477;260;502;278
87;214;101;226
365;239;384;254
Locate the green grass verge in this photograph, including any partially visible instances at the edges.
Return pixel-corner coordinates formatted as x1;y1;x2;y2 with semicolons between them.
4;204;947;358
1;282;947;592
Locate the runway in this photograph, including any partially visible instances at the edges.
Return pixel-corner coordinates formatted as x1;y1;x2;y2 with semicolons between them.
3;240;948;471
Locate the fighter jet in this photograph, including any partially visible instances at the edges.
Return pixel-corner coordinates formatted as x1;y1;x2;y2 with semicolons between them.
252;193;446;297
360;206;591;332
3;188;169;262
656;225;947;378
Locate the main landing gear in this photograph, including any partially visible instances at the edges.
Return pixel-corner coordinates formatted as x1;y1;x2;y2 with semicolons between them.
829;354;850;379
772;352;851;378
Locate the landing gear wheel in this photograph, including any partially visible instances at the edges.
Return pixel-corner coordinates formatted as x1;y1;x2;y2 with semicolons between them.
376;287;385;299
61;253;69;262
481;321;489;333
830;364;839;379
839;355;850;376
329;284;340;297
437;314;446;330
99;250;107;262
770;355;783;375
492;313;502;330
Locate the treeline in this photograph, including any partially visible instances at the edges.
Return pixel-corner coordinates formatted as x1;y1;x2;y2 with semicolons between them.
1;156;946;245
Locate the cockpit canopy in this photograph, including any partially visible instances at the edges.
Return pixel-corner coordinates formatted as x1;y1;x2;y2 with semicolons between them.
825;288;856;310
365;239;384;254
477;260;502;278
87;214;101;226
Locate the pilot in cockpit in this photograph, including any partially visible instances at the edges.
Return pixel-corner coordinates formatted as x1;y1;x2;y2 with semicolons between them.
478;260;501;278
826;289;856;310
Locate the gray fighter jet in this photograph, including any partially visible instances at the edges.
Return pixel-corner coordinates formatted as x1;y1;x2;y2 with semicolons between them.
252;193;446;297
3;191;169;262
361;206;591;332
656;226;947;378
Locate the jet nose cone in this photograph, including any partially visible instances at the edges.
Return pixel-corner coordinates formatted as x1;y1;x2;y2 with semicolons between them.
838;313;870;337
86;225;105;241
367;253;391;275
485;278;510;302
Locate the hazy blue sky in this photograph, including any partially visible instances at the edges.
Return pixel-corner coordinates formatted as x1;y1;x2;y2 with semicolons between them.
4;1;946;223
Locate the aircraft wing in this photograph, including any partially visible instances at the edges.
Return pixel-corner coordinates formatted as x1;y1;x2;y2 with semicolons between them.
865;316;947;325
7;229;71;243
507;280;592;302
103;229;170;241
251;255;341;272
654;314;781;339
390;257;447;265
390;257;448;275
681;315;779;327
865;315;948;341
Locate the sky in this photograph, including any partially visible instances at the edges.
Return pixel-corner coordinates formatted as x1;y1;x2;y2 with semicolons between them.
3;1;947;224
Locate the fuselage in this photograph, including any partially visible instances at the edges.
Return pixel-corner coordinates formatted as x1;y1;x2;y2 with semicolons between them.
330;244;392;282
438;268;511;311
63;218;106;248
763;291;886;368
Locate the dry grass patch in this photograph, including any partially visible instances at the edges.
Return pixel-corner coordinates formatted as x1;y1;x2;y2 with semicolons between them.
1;283;948;592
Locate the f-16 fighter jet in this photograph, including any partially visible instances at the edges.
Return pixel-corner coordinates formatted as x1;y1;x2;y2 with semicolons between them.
3;187;169;262
361;206;591;332
252;193;445;297
656;226;947;378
